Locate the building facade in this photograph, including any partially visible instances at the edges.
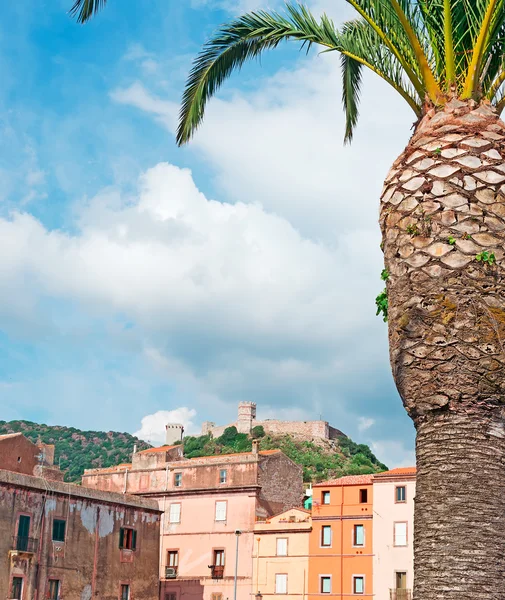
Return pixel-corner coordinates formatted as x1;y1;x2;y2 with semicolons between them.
82;442;304;600
0;469;161;600
372;468;416;600
253;507;311;600
309;475;374;600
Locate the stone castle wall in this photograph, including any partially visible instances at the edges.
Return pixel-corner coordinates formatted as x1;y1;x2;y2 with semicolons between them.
200;403;344;441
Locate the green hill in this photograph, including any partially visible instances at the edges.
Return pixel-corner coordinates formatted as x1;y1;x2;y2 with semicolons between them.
0;421;387;484
0;420;151;482
182;425;388;483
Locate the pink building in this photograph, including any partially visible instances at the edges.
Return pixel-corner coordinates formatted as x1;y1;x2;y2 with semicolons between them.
372;468;416;600
82;442;303;600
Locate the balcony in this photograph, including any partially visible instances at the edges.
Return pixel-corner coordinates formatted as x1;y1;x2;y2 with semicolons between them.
11;536;38;554
210;565;224;580
390;590;412;600
165;566;178;579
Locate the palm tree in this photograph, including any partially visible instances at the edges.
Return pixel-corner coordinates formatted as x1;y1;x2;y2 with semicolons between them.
177;3;505;599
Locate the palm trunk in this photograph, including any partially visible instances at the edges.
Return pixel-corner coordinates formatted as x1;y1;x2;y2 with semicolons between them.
380;99;505;600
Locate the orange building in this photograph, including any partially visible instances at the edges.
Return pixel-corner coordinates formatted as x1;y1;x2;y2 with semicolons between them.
308;475;374;599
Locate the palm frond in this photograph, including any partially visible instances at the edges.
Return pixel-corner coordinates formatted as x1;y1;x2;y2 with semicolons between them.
69;0;107;24
341;53;363;144
177;5;341;145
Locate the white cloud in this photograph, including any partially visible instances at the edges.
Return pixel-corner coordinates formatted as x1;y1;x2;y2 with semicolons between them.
358;417;375;432
370;440;416;469
134;407;197;444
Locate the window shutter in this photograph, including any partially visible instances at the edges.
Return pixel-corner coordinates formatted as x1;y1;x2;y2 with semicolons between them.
119;528;125;549
394;522;407;546
132;529;137;550
275;574;287;594
276;538;287;556
170;504;181;523
215;501;227;521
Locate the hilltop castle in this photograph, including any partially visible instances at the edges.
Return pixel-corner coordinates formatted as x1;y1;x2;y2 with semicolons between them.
200;401;344;442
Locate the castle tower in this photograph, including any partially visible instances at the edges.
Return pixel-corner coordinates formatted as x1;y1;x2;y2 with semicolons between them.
165;423;184;445
237;402;256;434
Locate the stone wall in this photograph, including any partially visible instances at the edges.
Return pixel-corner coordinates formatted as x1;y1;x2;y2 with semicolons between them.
257;452;304;515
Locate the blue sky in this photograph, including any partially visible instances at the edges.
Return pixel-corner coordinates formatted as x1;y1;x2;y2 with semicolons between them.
0;0;417;466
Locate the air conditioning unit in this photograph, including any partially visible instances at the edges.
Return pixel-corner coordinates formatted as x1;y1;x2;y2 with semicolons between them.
166;567;178;579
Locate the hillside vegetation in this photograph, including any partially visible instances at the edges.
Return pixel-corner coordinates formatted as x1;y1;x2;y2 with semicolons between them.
0;421;387;484
0;420;150;482
183;425;388;482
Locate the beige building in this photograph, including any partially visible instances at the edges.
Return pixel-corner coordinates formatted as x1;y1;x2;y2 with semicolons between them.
372;467;416;600
253;508;311;600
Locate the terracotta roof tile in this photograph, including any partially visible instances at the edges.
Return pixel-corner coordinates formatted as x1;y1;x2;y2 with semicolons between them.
314;474;374;487
373;467;416;478
189;449;281;461
136;445;179;455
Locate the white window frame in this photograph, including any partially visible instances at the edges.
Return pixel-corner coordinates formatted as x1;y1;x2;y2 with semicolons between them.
169;503;181;524
321;491;330;505
174;473;182;487
215;500;227;522
395;485;406;503
219;469;227;484
275;574;287;594
320;575;332;594
352;575;365;595
276;538;288;556
321;525;332;547
394;522;408;547
353;524;365;547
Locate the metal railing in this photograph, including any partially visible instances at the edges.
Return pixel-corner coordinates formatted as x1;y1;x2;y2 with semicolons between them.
12;536;38;553
210;565;224;579
390;589;412;600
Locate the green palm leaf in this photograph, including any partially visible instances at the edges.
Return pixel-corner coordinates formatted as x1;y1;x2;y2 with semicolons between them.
69;0;108;24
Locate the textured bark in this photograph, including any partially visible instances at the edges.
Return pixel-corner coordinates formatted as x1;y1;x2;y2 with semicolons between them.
380;99;505;600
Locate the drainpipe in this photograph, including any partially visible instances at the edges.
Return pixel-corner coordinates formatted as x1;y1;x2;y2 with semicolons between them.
256;537;260;593
340;488;344;600
34;496;46;600
123;468;129;494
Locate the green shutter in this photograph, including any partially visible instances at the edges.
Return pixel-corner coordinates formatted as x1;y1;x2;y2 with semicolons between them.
119;528;125;549
132;529;137;550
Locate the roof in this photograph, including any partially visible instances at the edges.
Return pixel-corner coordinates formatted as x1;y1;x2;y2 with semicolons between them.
0;469;161;512
136;445;179;455
373;467;416;478
314;474;374;487
0;432;25;441
189;449;281;461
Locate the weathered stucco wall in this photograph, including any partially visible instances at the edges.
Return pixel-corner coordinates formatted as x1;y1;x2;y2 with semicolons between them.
0;470;161;600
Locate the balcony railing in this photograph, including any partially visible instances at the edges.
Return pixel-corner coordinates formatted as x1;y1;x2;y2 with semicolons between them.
210;565;224;580
165;566;178;579
12;536;38;553
390;589;412;600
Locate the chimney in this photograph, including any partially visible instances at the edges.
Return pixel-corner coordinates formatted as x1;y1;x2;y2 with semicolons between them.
252;440;259;455
133;444;137;455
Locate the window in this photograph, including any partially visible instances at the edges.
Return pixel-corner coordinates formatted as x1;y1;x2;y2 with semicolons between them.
394;522;408;546
166;594;177;600
353;576;364;594
220;469;227;484
121;584;130;600
321;491;330;505
16;515;31;550
359;489;368;503
215;501;227;522
396;486;406;503
321;525;332;547
167;550;179;567
174;473;182;487
11;577;23;600
52;519;66;542
119;528;137;550
276;538;288;556
48;579;61;600
320;577;331;594
275;574;287;594
396;572;407;590
169;503;181;524
211;594;223;600
214;549;225;566
353;524;364;547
